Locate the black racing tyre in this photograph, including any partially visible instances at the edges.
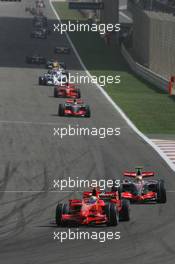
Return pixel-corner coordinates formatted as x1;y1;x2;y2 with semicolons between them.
157;180;167;203
55;204;63;226
54;87;58;98
58;104;65;116
85;106;91;118
39;77;43;85
105;203;119;226
55;203;69;227
64;72;69;78
111;181;123;200
119;199;130;221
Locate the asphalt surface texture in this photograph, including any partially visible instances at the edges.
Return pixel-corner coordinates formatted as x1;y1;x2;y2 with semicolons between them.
0;1;175;264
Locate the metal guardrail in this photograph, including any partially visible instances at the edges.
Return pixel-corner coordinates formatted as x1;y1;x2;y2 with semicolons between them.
121;44;169;91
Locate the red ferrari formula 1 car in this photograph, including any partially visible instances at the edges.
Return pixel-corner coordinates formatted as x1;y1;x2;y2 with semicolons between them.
55;189;130;227
54;84;81;98
112;167;167;204
58;99;90;118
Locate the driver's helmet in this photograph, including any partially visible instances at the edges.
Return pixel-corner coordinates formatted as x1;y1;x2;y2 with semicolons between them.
135;175;143;182
89;196;97;204
73;99;78;104
53;61;59;68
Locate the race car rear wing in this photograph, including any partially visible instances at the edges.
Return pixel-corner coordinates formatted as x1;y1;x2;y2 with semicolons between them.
55;46;70;54
123;171;155;177
83;191;93;198
69;199;82;205
83;191;117;199
99;192;118;199
57;83;77;89
66;99;84;104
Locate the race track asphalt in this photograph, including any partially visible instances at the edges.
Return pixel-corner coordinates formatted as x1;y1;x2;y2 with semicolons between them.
0;1;175;264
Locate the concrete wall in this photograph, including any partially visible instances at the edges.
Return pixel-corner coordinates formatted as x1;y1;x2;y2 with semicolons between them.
132;6;175;79
132;7;150;66
100;0;119;24
148;12;175;79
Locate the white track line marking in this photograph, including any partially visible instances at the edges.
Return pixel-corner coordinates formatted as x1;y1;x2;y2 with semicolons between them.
50;0;175;172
